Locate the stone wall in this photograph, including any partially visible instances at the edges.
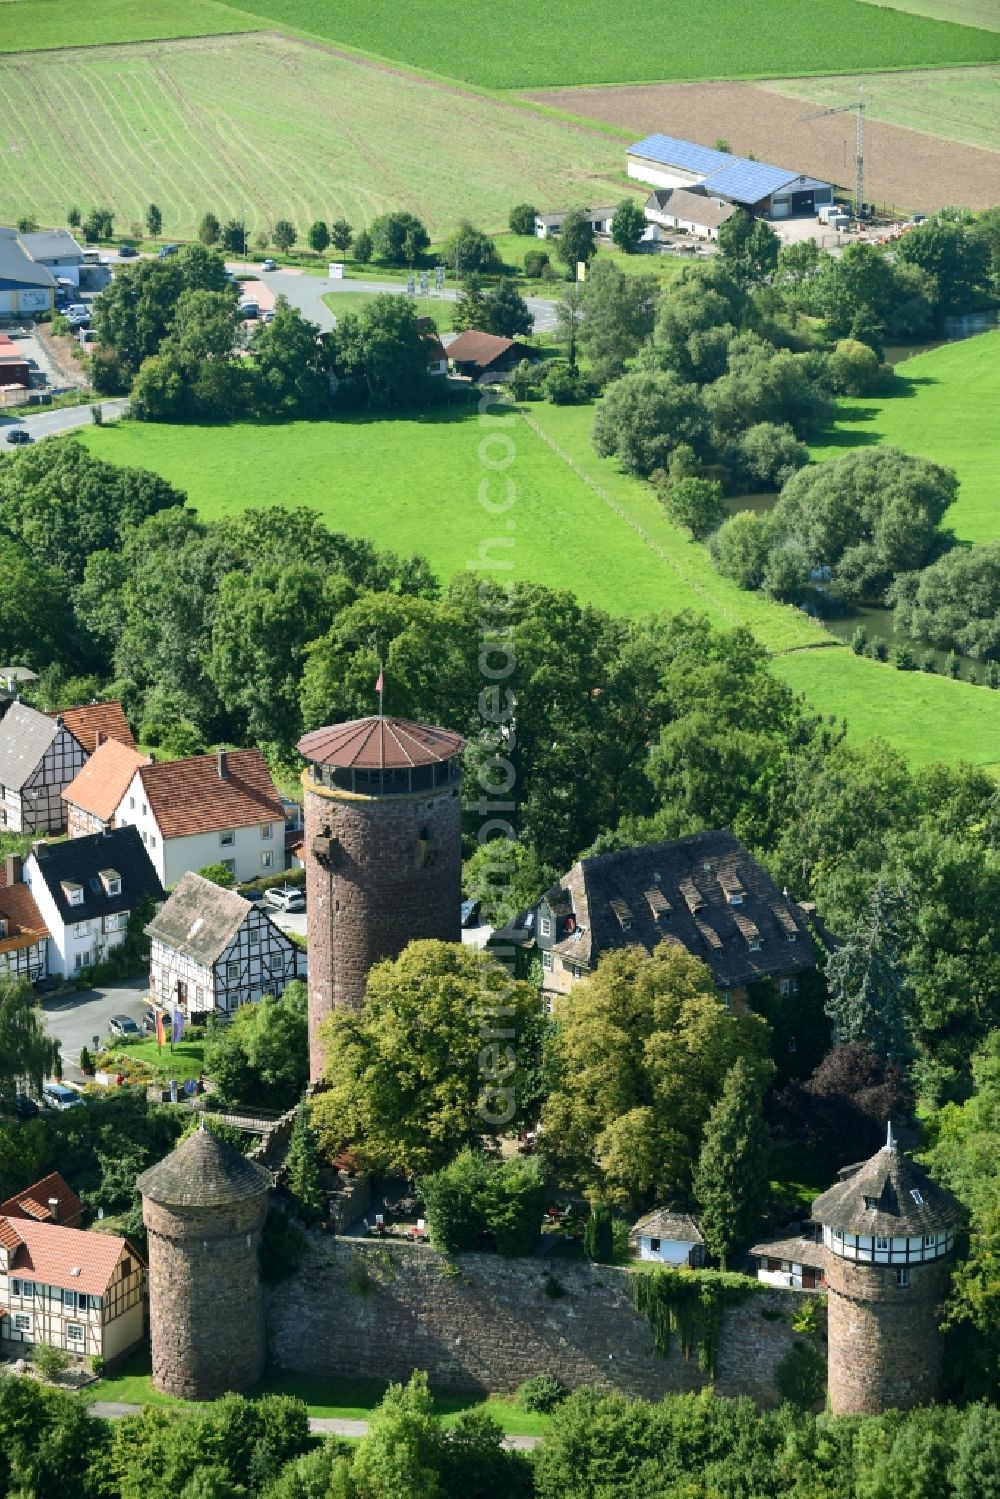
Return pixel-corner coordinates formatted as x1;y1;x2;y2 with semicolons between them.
266;1237;823;1406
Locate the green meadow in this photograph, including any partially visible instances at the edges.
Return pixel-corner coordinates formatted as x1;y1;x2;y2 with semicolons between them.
0;0;261;53
812;331;1000;545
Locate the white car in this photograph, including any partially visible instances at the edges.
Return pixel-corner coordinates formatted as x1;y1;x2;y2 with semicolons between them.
263;886;305;913
261;258;278;272
42;1082;84;1111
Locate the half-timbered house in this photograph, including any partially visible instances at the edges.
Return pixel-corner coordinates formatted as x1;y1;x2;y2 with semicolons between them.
63;738;150;839
0;1198;146;1361
0;1172;84;1229
146;871;299;1018
24;826;163;979
0;703;88;834
0;862;48;983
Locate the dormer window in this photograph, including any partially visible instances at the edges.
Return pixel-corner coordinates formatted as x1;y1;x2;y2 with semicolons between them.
749;938;761;952
63;882;84;907
864;1196;879;1211
540;915;551;938
910;1188;925;1206
99;869;121;896
610;897;634;932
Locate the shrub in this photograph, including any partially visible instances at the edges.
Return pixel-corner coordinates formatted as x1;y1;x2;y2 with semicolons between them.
79;1045;94;1074
946;650;961;679
517;1373;568;1412
542;361;582;405
422;1150;546;1256
611;1217;631;1263
774;1341;827;1410
421;1149;489;1253
199;862;236;888
850;625;867;655
89;1353;106;1376
892;643;916;671
584;1203;614;1263
34;1343;72;1380
986;661;1000;689
523;250;550;279
865;636;889;662
510;359;540;402
921;650;937;673
509;204;538;237
543;1273;566;1299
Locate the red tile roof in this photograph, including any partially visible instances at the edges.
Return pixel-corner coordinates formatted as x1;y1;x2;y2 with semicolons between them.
0;1172;83;1229
63;738;149;822
446;330;527;370
140;748;282;840
298;716;466;770
8;1218;138;1294
0;1219;22;1251
0;881;48;955
49;701;135;754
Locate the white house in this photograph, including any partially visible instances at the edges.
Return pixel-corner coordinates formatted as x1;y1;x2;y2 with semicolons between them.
23;826;164;979
643;188;735;241
629;1208;706;1266
750;1231;827;1291
533;205;619;240
0;1174;145;1362
146;871;299;1018
0;703;88;834
63;737;151;840
112;748;285;888
0;859;48;984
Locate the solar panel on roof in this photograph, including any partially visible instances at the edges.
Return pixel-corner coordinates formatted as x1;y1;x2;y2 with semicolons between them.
701;160;800;204
628;134;734;175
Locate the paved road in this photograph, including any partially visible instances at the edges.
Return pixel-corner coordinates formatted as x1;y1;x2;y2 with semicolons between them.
1;399;128;446
244;266;559;335
41;977;150;1075
87;1401;540;1447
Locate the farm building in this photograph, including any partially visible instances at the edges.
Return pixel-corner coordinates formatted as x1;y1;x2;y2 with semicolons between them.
17;230;85;287
627;134;833;220
0;230;56;316
534;205;619;240
643;188;735;241
446;330;532;379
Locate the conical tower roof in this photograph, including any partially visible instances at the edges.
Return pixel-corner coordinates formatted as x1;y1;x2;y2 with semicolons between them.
812;1126;962;1239
137;1124;272;1208
298;716;465;771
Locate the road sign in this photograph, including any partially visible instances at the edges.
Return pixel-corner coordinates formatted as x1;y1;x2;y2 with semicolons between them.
419;272;429;295
406;276;416;296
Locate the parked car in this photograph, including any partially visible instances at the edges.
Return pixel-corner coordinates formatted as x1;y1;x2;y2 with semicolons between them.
261;258;278;271
117;243;139;258
239;302;259;320
108;1014;142;1039
261;309;275;323
157;243;179;258
7;1093;39;1119
42;1082;84;1111
6;427;32;446
263;885;305;913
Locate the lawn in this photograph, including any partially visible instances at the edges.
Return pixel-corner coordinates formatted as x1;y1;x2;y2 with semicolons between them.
227;0;1000;86
759;65;1000;154
811;331;1000;546
100;1038;206;1083
322;291;462;333
0;34;625;243
858;0;1000;29
0;0;261;53
85;1351;550;1434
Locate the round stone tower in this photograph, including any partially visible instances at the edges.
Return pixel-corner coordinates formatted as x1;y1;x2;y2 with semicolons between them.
137;1124;272;1399
812;1124;963;1415
298;714;465;1081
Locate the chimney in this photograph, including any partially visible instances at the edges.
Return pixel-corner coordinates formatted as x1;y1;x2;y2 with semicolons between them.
5;853;21;886
217;749;229;780
54;715;63;728
47;1196;60;1223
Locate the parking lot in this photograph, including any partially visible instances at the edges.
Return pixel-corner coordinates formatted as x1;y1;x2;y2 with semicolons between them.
41;977;150;1078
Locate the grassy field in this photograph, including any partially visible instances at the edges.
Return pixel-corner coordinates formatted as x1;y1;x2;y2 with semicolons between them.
323;291;462;333
773;648;1000;771
760;66;1000;153
0;35;625;242
858;0;1000;29
811;332;1000;546
100;1039;206;1082
0;0;261;52
225;0;1000;86
85;1350;550;1434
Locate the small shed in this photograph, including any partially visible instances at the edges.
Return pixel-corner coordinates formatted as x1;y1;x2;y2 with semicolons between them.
629;1207;705;1266
750;1230;826;1290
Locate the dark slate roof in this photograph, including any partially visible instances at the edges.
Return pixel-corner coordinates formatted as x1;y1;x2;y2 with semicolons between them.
498;830;816;990
137;1124;272;1207
146;871;286;966
30;826;163;924
18;229;84;263
750;1233;825;1266
812;1135;963;1237
0;702;60;790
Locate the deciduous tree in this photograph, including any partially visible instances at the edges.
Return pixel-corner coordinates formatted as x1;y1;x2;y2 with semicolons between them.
307;220;330;255
554;209;595;269
610;197;646;253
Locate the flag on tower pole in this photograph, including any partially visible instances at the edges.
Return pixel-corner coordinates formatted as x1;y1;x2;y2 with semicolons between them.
375;664;384;716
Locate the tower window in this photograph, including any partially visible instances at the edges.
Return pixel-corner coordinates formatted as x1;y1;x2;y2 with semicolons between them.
910;1188;925;1206
875;1234;889;1250
923;1234;936;1248
896;1268;910;1288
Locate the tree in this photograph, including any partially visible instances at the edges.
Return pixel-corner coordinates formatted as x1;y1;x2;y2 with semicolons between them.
350;1373;442;1499
660;476;727;540
422;1150;546;1256
202;983;308;1109
67;205;81;229
0;539;76;670
463;838;558;930
540;943;770;1205
716;208;779;288
554;209;595;269
722;421;808;492
451;272;488;333
145;204;162;240
481;281;533;338
326;294;431;407
307;219;330;256
311;940;543;1174
250;297;327;418
896;217;988;316
273;219;297;254
693;1057;771;1267
443;220;499;276
221;219;247;257
369;210;430;266
888;542;1000;661
0;977;58;1107
776;1042;913;1171
82;206;114;243
592;369;710;477
703;335;834;441
577;259;657;386
554;281;584;367
824;881;911;1059
198;862;236;888
353;228;373;263
330;218;353;253
829;337;886;396
610;198;646;253
954;1404;1000;1499
509;203;538;236
199;212;221;246
284;1105;325;1224
583;1202;614;1262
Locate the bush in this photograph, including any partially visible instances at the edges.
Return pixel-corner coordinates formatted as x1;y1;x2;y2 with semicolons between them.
850;625;867;655
509;204;538;237
421;1149;489;1253
89;1353;106;1376
199;862;236;888
510;358;540;402
523;250;550;279
422;1150;546;1257
921;650;937;673
611;1216;631;1263
774;1341;827;1410
892;643;916;671
946;650;961;679
517;1373;568;1413
986;661;1000;689
865;636;889;662
34;1343;72;1380
542;361;583;405
79;1045;94;1075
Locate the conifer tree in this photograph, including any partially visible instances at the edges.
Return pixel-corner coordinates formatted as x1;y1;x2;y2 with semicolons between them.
824;879;911;1060
285;1105;324;1225
694;1057;771;1269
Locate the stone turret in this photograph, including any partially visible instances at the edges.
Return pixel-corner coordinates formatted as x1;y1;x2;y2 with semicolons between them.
297;714;465;1081
812;1124;963;1415
137;1125;272;1399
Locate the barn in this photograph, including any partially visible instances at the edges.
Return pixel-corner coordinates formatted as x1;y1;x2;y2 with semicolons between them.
627;134;833;221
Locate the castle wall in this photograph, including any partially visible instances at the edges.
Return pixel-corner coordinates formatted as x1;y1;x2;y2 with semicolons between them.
303;776;463;1079
143;1194;268;1399
265;1236;821;1406
825;1249;952;1414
